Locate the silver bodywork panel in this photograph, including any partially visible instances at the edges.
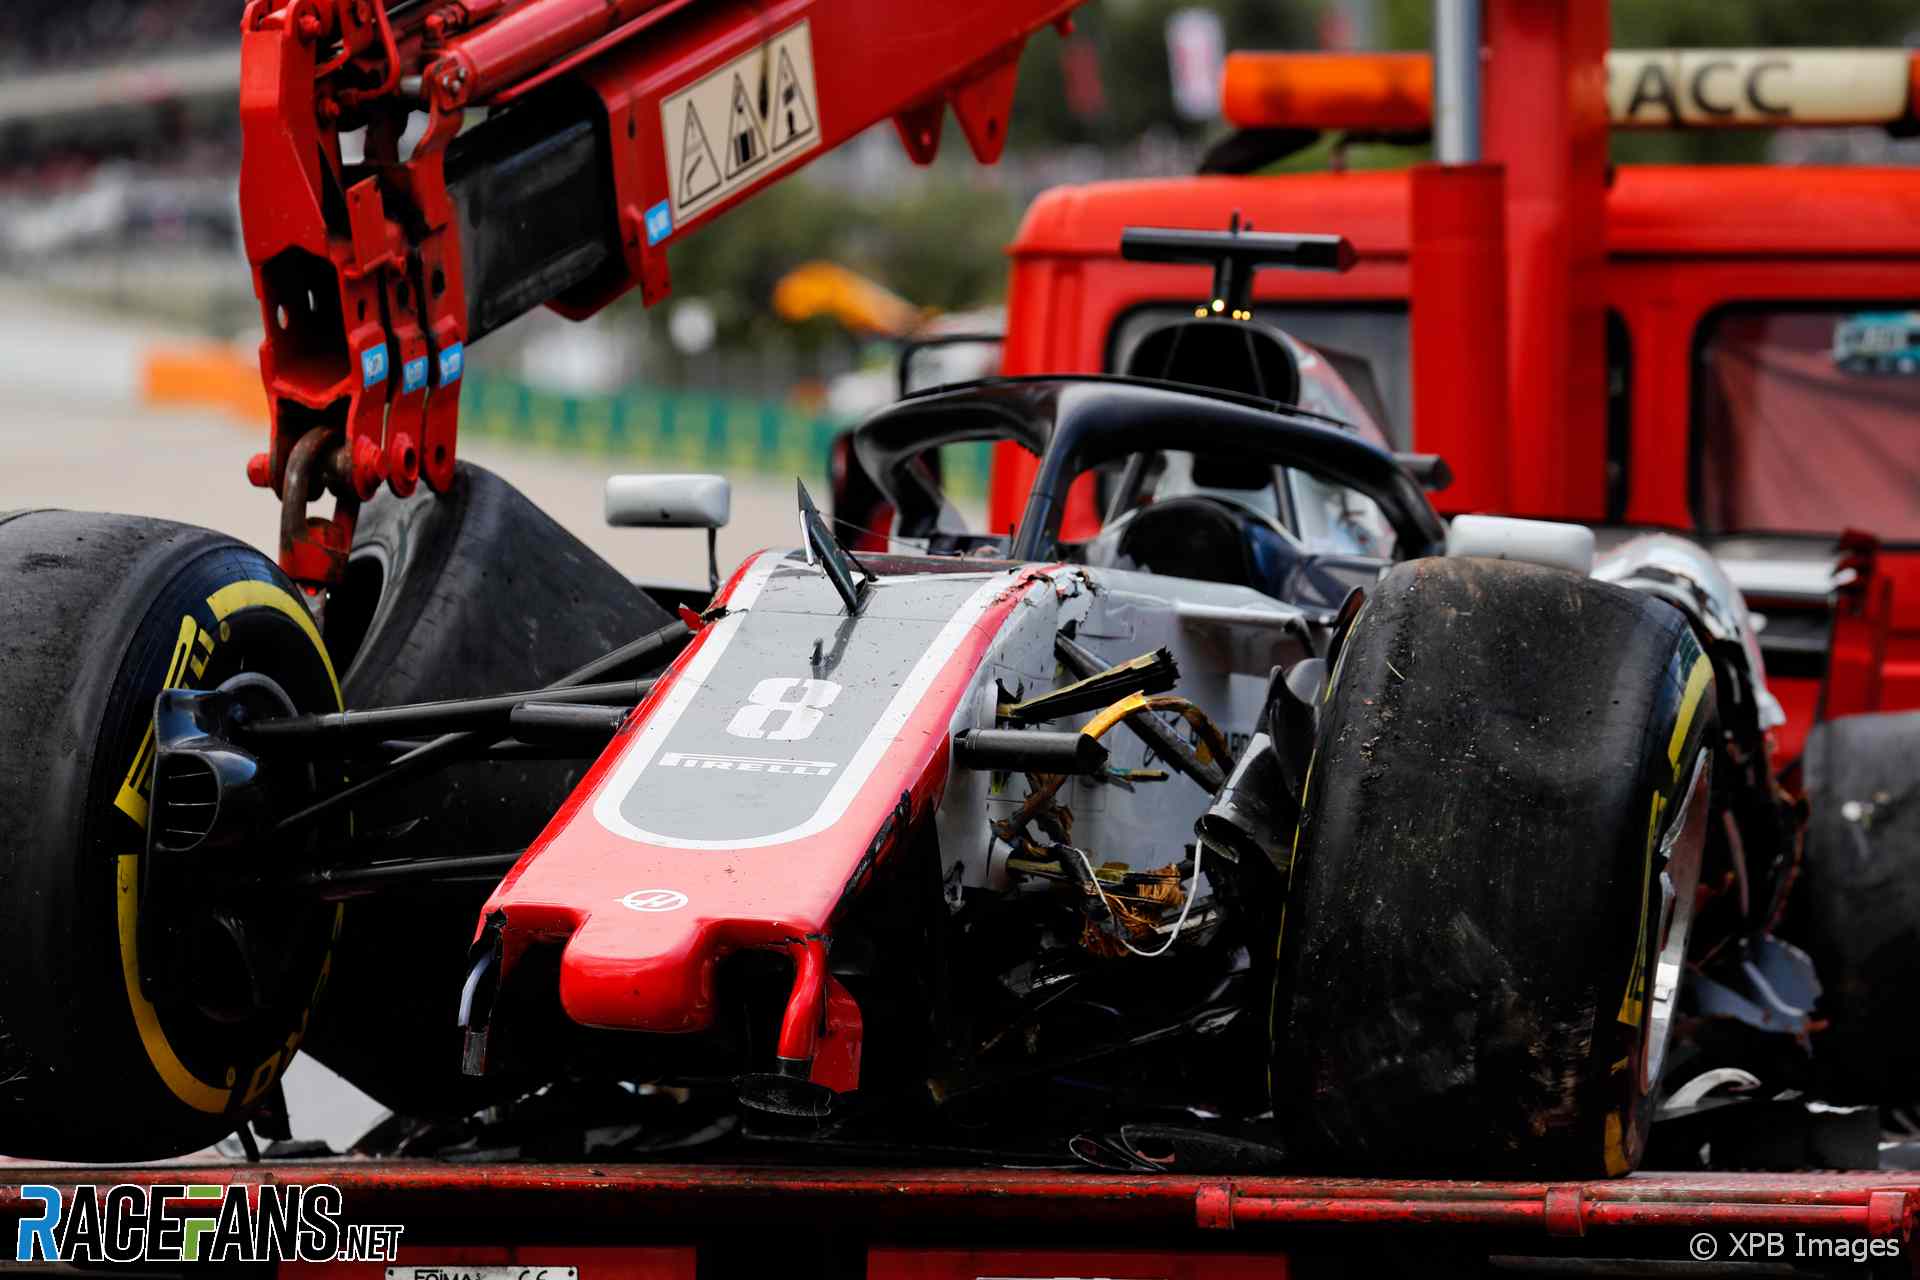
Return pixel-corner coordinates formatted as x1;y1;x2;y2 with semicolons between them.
1593;532;1786;729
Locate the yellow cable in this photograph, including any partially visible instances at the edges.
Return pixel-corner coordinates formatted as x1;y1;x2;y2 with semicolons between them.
1076;691;1234;769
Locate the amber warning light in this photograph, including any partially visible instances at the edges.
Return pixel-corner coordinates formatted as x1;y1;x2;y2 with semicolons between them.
1223;48;1920;132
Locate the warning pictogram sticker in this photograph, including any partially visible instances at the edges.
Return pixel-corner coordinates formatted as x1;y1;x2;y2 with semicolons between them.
769;47;815;152
661;19;821;224
678;102;722;207
724;73;768;177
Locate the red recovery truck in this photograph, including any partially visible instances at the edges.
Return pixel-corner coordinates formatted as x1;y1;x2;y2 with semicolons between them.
9;2;1920;1276
985;15;1920;764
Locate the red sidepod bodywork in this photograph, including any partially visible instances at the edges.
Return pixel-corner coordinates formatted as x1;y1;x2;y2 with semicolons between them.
477;553;1066;1094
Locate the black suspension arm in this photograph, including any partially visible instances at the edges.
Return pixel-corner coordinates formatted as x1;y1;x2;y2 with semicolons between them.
272;617;694;836
294;850;528;900
243;678;653;748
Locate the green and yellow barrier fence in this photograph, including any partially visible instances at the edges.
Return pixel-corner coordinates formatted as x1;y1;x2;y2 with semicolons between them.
140;348;992;495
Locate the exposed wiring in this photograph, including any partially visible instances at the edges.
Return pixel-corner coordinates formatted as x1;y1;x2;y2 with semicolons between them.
1067;841;1206;959
995;683;1225;957
993;772;1073;846
1081;691;1236;773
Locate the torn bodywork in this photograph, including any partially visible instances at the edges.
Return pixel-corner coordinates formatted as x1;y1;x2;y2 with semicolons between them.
463;548;1315;1112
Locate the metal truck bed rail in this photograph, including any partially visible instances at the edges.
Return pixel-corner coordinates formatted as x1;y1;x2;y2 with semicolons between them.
3;1165;1914;1240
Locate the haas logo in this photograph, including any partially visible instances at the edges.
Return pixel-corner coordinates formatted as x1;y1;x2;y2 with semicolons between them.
620;889;689;912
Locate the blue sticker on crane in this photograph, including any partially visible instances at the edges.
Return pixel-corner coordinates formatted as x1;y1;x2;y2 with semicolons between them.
361;344;389;388
438;343;465;385
644;200;673;246
402;356;429;394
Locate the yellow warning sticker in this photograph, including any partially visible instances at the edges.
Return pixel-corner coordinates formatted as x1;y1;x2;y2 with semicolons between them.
662;20;821;224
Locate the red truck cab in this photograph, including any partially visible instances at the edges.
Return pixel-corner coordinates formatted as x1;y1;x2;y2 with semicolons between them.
992;74;1920;763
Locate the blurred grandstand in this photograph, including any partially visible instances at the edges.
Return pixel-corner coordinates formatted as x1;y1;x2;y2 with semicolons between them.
0;1;245;337
1;1;242;168
2;0;237;69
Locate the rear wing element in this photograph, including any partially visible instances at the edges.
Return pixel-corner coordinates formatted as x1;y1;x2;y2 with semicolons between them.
237;0;1080;589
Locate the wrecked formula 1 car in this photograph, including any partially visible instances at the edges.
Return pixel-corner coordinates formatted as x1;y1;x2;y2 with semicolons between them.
0;230;1904;1177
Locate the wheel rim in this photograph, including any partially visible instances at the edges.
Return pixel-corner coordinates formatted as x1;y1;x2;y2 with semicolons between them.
1642;747;1712;1091
107;575;344;1122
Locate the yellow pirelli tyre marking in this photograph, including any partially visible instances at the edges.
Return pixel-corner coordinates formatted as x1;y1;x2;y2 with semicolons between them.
114;577;343;1113
1604;1111;1630;1177
116;853;233;1112
204;579;341;703
1323;611;1363;704
112;616;200;827
1602;650;1711;1173
1668;654;1712;779
1617;652;1712;1030
1617;792;1665;1028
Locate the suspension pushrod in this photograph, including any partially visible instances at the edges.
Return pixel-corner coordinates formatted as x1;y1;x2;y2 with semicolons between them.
370;736;601;760
271;618;693;835
245;679;651;746
294;850;527;899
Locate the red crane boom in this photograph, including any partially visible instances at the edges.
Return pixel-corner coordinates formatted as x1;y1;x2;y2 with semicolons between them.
237;0;1079;590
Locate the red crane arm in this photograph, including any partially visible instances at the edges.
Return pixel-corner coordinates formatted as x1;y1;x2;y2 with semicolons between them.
237;0;1079;590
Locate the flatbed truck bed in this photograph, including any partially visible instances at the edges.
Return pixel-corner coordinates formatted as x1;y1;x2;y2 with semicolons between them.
6;1164;1916;1275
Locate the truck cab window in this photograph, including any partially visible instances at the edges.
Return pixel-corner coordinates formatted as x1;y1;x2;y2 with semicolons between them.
1694;305;1920;541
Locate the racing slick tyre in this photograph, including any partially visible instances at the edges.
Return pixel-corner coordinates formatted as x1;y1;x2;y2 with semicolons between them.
0;511;342;1160
307;463;673;1116
1271;556;1718;1177
1799;710;1920;1102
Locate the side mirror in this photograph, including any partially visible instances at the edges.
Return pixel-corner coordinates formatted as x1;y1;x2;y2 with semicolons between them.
605;474;731;530
1393;452;1453;492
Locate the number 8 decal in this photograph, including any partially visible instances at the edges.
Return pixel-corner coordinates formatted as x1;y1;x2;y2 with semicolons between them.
726;677;843;741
